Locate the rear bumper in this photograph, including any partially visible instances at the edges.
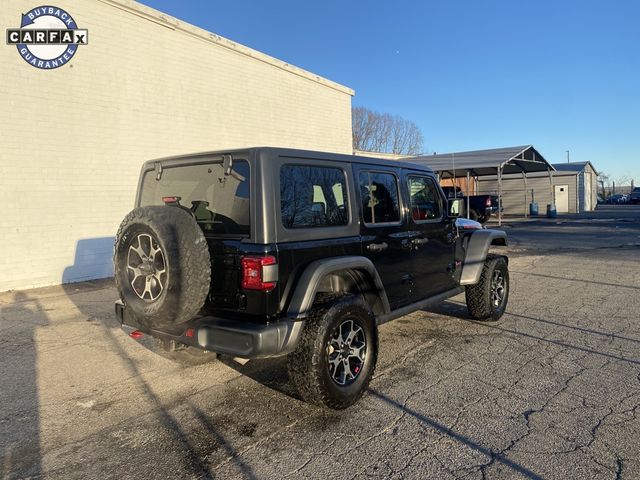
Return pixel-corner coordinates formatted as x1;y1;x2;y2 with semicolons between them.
115;301;303;359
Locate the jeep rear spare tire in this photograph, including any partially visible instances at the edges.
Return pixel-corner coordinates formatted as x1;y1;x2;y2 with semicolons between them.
114;206;211;328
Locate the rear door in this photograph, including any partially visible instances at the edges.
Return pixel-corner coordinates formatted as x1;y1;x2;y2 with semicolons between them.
403;171;458;299
355;165;415;309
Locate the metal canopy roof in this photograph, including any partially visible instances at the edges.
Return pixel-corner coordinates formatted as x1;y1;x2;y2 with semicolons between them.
407;145;555;178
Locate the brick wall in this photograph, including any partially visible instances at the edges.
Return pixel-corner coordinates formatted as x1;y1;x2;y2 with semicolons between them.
0;0;354;291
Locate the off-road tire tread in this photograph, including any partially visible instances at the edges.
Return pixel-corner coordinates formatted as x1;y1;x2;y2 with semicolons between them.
114;206;211;328
287;293;376;410
465;254;508;321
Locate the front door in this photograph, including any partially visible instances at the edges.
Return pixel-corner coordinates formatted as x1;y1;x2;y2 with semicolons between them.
404;172;458;300
555;185;569;213
356;167;415;309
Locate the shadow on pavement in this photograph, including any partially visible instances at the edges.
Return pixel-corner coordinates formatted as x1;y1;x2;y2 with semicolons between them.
369;390;544;479
429;301;640;366
509;312;640;345
218;355;303;403
60;235;255;479
0;292;49;479
511;270;640;291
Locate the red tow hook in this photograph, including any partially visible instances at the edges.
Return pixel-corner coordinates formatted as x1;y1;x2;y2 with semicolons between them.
129;330;144;340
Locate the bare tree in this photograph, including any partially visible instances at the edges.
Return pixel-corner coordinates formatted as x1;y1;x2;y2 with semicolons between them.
598;172;611;200
352;106;424;155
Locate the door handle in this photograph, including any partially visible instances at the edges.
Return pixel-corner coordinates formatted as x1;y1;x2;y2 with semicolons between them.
366;242;388;253
412;238;429;247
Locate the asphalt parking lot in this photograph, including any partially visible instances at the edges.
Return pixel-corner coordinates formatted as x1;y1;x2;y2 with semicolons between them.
1;206;639;480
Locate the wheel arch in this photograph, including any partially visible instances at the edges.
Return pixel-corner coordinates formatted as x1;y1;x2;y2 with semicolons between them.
286;256;390;319
459;230;508;286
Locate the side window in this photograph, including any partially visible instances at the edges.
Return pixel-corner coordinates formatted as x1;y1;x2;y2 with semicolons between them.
280;165;349;228
408;176;443;221
359;171;401;224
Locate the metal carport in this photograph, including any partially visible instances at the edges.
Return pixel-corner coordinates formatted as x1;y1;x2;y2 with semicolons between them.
407;146;556;225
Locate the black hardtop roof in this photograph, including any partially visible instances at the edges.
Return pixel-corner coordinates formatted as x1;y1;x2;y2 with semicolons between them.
143;147;434;173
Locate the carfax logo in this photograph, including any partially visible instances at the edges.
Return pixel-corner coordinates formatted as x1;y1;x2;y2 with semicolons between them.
6;5;88;69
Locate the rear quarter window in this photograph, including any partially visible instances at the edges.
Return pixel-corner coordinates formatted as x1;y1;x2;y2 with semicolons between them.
280;165;349;229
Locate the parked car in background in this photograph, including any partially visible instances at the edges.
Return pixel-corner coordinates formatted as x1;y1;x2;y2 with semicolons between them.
607;194;628;205
629;187;640;205
441;186;501;224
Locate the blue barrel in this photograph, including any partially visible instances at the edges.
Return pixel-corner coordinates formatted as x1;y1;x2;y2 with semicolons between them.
529;202;539;216
546;204;557;218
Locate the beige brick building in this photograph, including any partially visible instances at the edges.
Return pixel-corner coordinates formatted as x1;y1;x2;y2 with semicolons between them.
0;0;354;291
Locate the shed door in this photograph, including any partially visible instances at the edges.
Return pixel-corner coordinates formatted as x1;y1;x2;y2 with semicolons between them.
555;185;569;213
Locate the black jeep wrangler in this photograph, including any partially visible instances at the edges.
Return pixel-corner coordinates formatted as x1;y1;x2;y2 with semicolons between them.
114;147;509;409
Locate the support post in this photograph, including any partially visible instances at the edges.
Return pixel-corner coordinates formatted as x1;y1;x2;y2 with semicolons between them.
523;171;528;218
466;170;471;219
549;168;555;209
576;174;580;213
498;165;503;226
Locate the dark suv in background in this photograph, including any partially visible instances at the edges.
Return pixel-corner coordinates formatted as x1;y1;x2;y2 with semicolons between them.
114;148;509;409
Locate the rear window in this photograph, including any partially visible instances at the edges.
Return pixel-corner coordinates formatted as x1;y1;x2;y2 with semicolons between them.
280;165;349;229
139;160;250;236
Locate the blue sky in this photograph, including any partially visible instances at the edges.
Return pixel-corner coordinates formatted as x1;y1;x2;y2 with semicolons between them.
140;0;639;182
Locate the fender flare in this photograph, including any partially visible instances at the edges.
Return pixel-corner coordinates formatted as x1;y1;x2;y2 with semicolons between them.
286;256;390;319
459;229;508;286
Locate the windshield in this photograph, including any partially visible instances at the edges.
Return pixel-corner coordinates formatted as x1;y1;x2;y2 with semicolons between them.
138;160;250;236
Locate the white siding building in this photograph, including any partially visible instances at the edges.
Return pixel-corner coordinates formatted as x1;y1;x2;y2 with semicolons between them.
0;0;354;291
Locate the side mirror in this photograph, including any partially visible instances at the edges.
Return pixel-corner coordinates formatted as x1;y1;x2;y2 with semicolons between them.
447;198;463;218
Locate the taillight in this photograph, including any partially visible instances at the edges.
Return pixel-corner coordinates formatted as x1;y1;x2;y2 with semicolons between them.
241;256;277;291
129;330;144;340
486;197;492;207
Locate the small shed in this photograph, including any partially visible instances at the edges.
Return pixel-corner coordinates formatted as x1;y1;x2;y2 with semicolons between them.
552;162;599;211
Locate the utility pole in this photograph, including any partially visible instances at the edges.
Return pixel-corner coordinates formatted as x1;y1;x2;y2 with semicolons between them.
566;150;570;163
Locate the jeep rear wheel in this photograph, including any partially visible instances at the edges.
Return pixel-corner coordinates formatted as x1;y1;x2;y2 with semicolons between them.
114;206;211;328
465;255;509;321
287;293;377;410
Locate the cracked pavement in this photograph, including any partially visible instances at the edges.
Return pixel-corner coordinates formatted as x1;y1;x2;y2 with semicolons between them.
1;205;639;479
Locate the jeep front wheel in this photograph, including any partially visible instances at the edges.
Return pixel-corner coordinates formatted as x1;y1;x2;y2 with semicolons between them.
287;293;378;410
465;255;509;321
